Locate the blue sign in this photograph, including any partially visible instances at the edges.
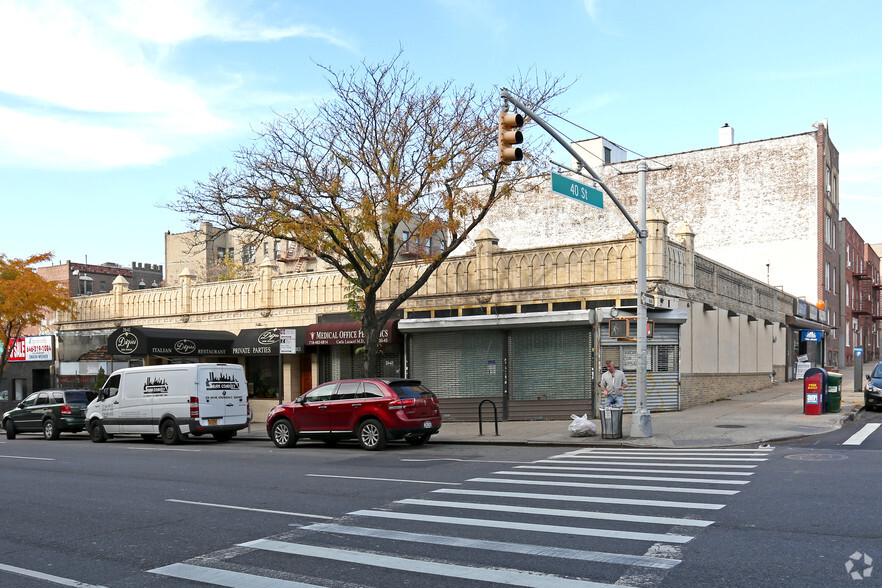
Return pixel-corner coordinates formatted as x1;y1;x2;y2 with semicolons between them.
855;347;863;358
801;330;822;343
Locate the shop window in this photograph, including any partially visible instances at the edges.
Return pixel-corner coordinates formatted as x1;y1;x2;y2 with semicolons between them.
245;357;279;399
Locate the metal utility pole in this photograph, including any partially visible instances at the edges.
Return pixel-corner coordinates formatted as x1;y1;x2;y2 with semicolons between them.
632;161;651;437
500;88;652;437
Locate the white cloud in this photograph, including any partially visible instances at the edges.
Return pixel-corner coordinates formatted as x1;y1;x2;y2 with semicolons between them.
0;107;170;169
0;0;349;170
584;0;599;21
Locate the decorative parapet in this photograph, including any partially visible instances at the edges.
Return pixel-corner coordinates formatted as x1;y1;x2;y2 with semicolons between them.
58;234;697;328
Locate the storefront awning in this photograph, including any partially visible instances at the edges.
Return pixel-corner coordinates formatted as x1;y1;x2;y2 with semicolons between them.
305;320;401;345
108;326;235;357
398;310;601;332
785;316;831;332
233;327;307;355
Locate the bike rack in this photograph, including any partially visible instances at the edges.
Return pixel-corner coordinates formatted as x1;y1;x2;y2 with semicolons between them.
478;399;499;436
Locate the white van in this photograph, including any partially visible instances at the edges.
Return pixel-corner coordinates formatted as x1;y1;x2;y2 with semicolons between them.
87;363;249;444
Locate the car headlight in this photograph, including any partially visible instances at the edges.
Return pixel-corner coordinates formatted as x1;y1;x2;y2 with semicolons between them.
867;385;881;394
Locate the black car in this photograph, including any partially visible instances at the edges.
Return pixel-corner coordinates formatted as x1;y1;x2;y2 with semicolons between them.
2;389;91;440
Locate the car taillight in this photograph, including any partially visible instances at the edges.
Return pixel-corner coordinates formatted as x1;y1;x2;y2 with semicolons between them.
189;396;199;418
388;398;416;410
60;404;72;415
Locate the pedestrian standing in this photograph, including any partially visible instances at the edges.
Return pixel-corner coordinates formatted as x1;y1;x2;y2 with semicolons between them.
600;360;628;408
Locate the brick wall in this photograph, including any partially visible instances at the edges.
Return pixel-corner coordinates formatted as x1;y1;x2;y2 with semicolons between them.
680;372;777;408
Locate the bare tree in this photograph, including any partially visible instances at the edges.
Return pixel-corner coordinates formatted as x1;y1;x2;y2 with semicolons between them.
173;54;568;377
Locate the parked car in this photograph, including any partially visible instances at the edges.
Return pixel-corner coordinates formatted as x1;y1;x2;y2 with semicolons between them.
267;379;442;451
3;389;91;440
864;363;882;411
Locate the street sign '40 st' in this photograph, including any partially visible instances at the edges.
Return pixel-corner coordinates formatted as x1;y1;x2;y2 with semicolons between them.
551;171;604;209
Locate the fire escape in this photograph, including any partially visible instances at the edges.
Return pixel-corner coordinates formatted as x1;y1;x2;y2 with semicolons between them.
278;244;314;273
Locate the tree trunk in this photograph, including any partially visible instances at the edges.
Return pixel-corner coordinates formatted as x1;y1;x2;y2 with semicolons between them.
361;313;381;378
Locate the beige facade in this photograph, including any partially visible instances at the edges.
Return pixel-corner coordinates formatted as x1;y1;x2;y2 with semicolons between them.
57;209;801;421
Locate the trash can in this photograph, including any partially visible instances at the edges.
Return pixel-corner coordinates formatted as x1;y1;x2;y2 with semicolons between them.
600;407;623;439
827;372;842;413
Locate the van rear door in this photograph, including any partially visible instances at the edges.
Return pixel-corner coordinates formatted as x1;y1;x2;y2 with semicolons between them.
197;365;248;426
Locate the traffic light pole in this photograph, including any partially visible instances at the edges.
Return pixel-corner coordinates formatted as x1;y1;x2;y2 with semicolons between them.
500;89;652;437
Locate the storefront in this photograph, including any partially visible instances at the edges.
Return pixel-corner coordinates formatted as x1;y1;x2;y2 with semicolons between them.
598;309;686;413
786;300;829;379
307;319;403;382
399;310;597;421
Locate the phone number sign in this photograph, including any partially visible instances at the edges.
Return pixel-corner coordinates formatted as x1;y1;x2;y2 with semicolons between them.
6;336;53;361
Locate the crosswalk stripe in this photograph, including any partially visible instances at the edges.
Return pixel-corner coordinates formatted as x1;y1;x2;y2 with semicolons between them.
301;523;682;569
434;488;727;510
843;423;881;446
149;563;320;587
561;448;774;454
348;509;694;543
521;465;754;476
396;498;715;527
537;459;758;468
241;539;623;587
504;469;750;485
545;455;767;462
469;477;740;495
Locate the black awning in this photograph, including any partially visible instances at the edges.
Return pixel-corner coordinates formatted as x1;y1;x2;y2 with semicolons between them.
305;320;401;346
785;316;831;332
233;326;307;355
108;326;236;357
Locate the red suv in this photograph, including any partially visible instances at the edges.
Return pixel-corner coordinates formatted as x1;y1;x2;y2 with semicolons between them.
266;379;441;451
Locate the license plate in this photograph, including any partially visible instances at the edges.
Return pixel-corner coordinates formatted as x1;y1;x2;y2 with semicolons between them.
208;419;218;425
423;420;432;429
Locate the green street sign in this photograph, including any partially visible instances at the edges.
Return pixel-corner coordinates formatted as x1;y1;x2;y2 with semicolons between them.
551;171;603;209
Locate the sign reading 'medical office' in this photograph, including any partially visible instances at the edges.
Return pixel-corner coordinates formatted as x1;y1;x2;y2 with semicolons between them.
551;171;604;210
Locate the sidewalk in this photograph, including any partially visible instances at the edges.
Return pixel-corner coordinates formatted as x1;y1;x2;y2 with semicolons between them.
240;367;871;449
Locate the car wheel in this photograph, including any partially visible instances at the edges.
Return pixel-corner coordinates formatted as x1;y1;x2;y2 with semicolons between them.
89;421;107;443
358;419;387;451
4;420;15;440
271;419;297;448
141;434;158;442
212;431;235;442
404;433;431;446
43;419;60;440
161;420;182;445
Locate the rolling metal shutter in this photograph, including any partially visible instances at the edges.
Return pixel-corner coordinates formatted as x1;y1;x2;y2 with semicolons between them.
510;327;594;401
600;322;680;412
409;331;504;399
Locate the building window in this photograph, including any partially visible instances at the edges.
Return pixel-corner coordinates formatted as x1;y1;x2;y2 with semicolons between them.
242;245;256;264
263;242;269;257
824;262;830;291
274;240;281;260
824;215;832;247
832;267;837;294
228;248;234;261
826;165;831;194
604;147;612;164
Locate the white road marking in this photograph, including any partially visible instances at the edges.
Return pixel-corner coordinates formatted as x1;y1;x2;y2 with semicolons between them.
0;562;107;587
397;498;715;527
128;447;201;452
241;539;624;587
301;523;682;569
401;457;533;464
547;455;767;462
149;563;319;587
520;465;754;476
469;477;740;495
503;469;750;485
305;473;461;485
349;510;694;543
165;499;332;520
434;488;727;510
843;423;881;446
538;459;758;469
0;455;55;461
562;448;774;454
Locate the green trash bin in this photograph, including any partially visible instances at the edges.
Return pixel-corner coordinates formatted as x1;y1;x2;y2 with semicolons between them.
827;372;842;413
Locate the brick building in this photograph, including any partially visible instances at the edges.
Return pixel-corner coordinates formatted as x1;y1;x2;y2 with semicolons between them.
461;121;845;368
842;219;881;365
37;260;163;296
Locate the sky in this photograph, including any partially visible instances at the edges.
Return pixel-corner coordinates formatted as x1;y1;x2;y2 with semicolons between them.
2;0;881;274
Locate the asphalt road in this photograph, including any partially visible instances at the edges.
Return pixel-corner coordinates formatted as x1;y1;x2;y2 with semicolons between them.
0;416;880;587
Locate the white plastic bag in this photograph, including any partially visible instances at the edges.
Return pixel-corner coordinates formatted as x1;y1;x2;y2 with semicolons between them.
568;413;597;437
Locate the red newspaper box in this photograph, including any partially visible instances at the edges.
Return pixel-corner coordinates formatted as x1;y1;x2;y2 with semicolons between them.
803;367;828;415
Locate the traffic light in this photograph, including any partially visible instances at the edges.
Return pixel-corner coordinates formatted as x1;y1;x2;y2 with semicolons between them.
498;110;524;165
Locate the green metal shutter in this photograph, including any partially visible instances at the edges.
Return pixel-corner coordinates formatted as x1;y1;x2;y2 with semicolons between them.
510;327;594;401
408;331;504;399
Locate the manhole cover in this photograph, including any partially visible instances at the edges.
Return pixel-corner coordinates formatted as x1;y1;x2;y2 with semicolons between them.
785;453;848;461
715;424;745;429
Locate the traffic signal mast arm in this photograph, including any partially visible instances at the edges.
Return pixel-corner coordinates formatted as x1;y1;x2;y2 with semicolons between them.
500;89;642;237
